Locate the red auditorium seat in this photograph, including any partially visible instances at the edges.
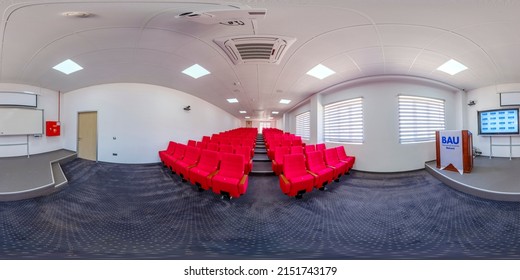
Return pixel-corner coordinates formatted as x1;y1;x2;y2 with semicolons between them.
206;142;218;151
271;146;290;175
196;141;207;149
279;154;315;198
292;137;303;147
219;144;234;154
234;146;253;174
316;143;326;151
189;149;220;191
201;136;211;144
163;143;186;172
304;144;316;156
335;146;355;172
158;141;176;166
187;140;197;147
172;146;201;181
211;153;248;199
324;148;348;180
290;145;304;155
306;151;334;190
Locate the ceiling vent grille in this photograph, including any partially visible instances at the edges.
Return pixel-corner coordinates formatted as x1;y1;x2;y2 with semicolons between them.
214;36;296;65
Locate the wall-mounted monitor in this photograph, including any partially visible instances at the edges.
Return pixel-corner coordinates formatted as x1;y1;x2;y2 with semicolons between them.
478;108;519;135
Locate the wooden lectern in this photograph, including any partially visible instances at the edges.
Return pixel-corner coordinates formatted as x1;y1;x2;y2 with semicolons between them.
435;130;473;173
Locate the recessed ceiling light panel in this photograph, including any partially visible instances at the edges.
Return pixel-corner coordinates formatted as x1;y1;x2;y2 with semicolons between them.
306;64;335;79
239;110;247;114
53;59;83;75
279;99;291;104
437;59;468;75
182;64;210;79
227;98;239;103
272;111;279;114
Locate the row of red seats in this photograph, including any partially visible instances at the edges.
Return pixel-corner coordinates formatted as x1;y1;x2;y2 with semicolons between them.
278;146;355;198
263;129;303;160
158;128;257;199
263;129;357;199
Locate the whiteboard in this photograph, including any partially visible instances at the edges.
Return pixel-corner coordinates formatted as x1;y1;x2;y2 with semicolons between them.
0;108;43;135
0;92;37;107
500;92;520;106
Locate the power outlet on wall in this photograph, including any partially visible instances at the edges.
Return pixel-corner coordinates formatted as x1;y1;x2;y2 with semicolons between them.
112;153;118;156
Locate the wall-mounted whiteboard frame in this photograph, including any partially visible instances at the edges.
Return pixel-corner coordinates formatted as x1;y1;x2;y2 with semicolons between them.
0;107;44;135
0;91;37;107
500;92;520;106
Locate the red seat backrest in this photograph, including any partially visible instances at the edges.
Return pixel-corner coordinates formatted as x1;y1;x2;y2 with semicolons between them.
274;146;290;163
336;146;349;160
324;148;340;165
172;144;186;159
283;154;308;178
207;142;218;151
219;144;234;154
234;146;251;161
183;146;201;163
306;151;328;171
316;143;326;151
290;146;303;155
187;140;197;147
218;153;245;178
165;141;177;153
305;144;316;154
197;150;220;172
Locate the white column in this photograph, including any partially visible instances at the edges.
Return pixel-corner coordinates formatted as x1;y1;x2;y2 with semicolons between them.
310;94;323;143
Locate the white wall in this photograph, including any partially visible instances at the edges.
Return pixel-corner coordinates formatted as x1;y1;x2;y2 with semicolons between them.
0;83;63;157
285;76;462;172
466;83;520;158
62;83;240;164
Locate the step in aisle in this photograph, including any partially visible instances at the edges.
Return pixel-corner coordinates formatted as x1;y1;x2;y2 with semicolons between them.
250;133;274;175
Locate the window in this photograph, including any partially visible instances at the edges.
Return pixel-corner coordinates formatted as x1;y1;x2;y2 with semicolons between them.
398;95;445;143
259;122;271;133
295;111;310;140
324;97;363;143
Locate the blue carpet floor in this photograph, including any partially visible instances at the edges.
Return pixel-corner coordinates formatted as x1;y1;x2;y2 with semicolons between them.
0;158;519;259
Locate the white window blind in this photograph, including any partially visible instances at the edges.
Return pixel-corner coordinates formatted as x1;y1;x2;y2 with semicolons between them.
295;111;310;140
324;97;363;143
398;95;445;143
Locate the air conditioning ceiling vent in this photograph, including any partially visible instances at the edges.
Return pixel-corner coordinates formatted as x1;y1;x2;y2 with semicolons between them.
214;36;296;64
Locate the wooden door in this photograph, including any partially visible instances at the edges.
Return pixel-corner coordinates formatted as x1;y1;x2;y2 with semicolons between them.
77;112;97;161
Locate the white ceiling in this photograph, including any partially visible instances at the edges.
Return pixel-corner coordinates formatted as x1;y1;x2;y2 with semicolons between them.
1;0;520;120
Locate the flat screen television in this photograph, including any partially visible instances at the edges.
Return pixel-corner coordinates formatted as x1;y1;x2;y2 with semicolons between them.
478;108;519;135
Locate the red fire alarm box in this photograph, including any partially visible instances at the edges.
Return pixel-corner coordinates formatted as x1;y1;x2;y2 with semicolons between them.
46;121;61;136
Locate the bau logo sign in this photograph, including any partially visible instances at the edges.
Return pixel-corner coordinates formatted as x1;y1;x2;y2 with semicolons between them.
441;136;459;145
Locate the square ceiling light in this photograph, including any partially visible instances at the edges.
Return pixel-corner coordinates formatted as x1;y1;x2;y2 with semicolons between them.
239;110;247;114
182;64;210;79
279;99;291;104
306;64;335;79
437;59;468;75
227;98;239;103
272;111;279;114
53;59;83;75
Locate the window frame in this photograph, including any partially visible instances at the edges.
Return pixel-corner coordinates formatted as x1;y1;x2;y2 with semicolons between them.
323;97;363;144
295;111;311;140
398;94;446;144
